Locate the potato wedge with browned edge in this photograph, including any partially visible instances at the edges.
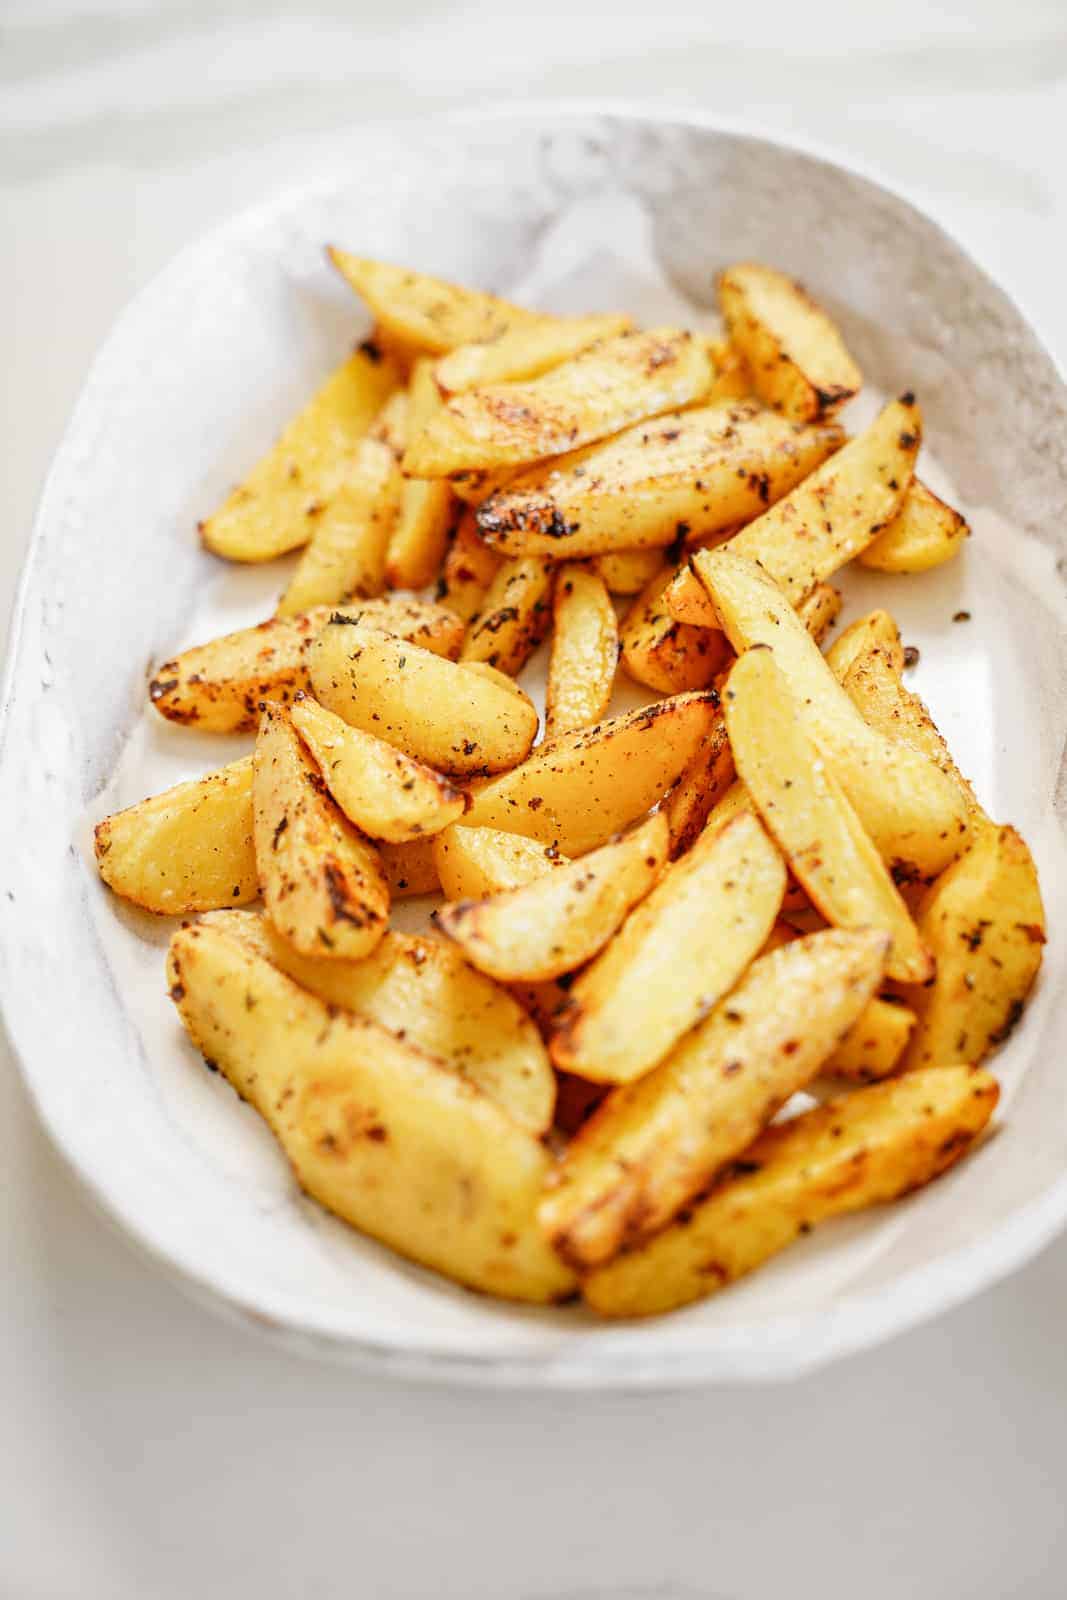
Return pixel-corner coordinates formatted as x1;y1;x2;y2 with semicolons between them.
825;609;903;680
859;478;969;573
404;329;712;477
200;346;398;563
253;703;389;960
475;402;843;559
436;312;632;392
595;547;663;595
434;825;569;901
665;566;843;634
368;386;409;457
459;555;554;675
541;927;887;1269
94;758;257;914
309;620;538;776
202;910;554;1135
436;510;502;621
290;697;467;842
797;582;844;645
705;337;752;402
167;921;574;1302
825;995;915;1082
663;718;736;858
718;262;862;420
379;837;439;898
385;358;456;589
550;810;786;1084
545;563;618;737
276;437;402;616
438;814;669;983
327;251;540;355
620;566;730;694
464;690;719;856
583;1066;998;1316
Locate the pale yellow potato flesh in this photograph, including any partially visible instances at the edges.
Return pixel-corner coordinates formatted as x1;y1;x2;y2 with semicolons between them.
368;386;409;457
434;824;569;901
796;582;844;645
201;910;554;1135
200;346;397;562
309;621;538;776
663;717;736;858
545;563;619;737
718;262;862;420
385;359;455;589
459;555;554;675
404;329;713;477
694;548;969;878
379;836;439;898
704;336;752;402
724;647;932;983
584;1066;998;1317
437;814;669;983
824;609;903;680
94;758;257;914
277;437;402;616
327;250;539;355
464;690;719;856
541;927;888;1269
290;696;467;842
149;598;464;735
824;995;916;1082
167;922;574;1303
475;401;844;559
859;478;970;573
435;312;633;392
436;510;503;622
253;703;389;960
595;547;664;595
620;565;730;694
550;811;787;1084
448;465;526;507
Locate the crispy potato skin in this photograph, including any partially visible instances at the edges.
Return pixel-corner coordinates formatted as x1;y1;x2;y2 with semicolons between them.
664;717;736;858
546;563;618;737
825;610;903;680
94;758;257;914
437;814;669;983
327;251;537;355
541;928;888;1269
859;478;970;574
277;437;402;616
309;621;538;776
200;347;397;563
436;313;633;392
253;703;389;960
476;402;843;560
167;923;574;1302
459;555;554;676
584;1066;998;1316
718;262;862;420
550;811;787;1084
464;690;719;856
202;910;554;1135
436;511;503;622
434;825;569;901
620;566;730;694
595;547;664;595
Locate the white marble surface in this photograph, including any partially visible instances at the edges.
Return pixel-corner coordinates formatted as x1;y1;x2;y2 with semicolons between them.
2;4;1067;1596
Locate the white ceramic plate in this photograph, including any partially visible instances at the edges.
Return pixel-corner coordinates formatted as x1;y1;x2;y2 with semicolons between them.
3;108;1067;1387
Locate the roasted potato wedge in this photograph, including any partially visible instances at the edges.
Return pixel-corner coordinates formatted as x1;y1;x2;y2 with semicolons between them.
797;582;843;646
200;346;397;563
436;312;632;392
541;928;887;1268
550;810;786;1084
584;1066;998;1316
476;402;844;559
309;619;538;776
167;922;574;1302
290;696;467;842
404;329;712;477
859;478;969;573
464;690;719;855
379;836;439;898
595;547;664;595
459;555;554;675
620;565;730;694
436;510;502;621
718;262;862;419
277;437;401;616
368;386;409;457
825;609;903;680
94;758;257;914
545;563;618;737
705;336;752;402
327;251;538;355
253;703;389;960
434;824;569;901
663;717;735;858
724;647;932;983
825;995;916;1082
385;358;455;589
437;814;669;983
448;465;526;508
695;549;969;878
202;910;554;1134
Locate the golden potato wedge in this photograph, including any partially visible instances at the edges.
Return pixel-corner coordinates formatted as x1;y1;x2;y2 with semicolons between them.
149;597;464;735
796;582;843;646
290;696;467;842
309;620;538;777
595;547;664;595
434;824;569;901
475;402;844;559
437;814;669;983
695;549;969;878
663;717;736;858
705;336;752;402
900;824;1045;1070
724;647;932;982
327;250;539;355
464;690;719;855
94;758;256;914
202;910;554;1135
718;262;861;419
459;555;554;675
550;810;786;1084
584;1065;998;1316
541;928;887;1268
277;437;402;616
620;566;730;694
253;703;389;960
825;609;903;680
167;922;574;1303
545;563;618;737
436;510;502;621
367;386;409;457
385;359;456;590
200;346;398;563
859;478;969;573
448;465;526;507
662;562;718;627
435;312;632;392
379;836;439;898
404;329;712;478
825;995;916;1082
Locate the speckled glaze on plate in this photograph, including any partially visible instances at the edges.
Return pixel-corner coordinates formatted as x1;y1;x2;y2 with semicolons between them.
2;107;1066;1387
